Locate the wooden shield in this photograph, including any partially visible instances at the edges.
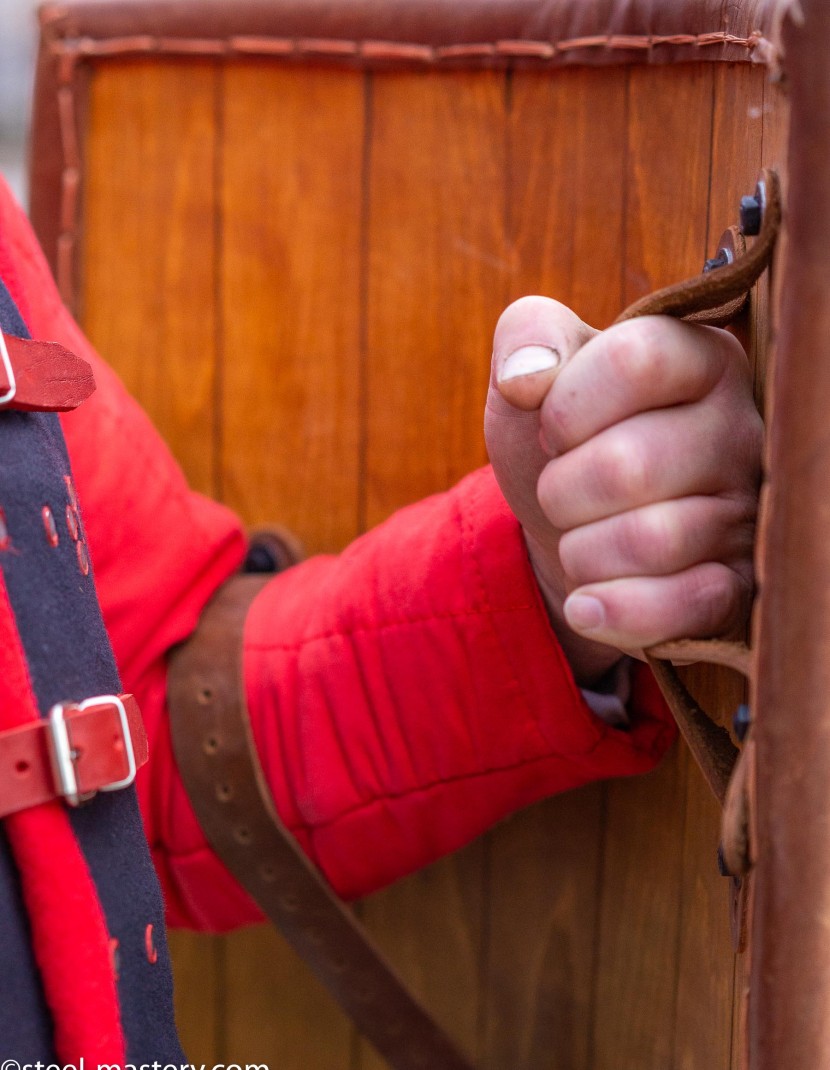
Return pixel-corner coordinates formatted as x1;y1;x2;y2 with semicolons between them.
27;1;800;1066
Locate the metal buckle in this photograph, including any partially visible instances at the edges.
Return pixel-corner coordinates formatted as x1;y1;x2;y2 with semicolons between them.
48;694;137;807
0;329;16;407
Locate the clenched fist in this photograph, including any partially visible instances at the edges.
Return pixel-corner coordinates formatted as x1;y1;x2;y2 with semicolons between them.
485;296;762;687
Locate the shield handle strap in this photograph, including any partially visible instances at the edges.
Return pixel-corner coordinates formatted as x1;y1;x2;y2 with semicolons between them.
617;168;782;806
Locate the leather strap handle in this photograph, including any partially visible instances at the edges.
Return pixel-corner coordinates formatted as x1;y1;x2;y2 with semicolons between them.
168;574;476;1070
614;169;781;327
617;168;782;804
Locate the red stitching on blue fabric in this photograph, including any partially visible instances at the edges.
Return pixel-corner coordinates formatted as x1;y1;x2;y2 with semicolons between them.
108;936;120;978
0;506;10;551
144;923;158;964
42;505;60;547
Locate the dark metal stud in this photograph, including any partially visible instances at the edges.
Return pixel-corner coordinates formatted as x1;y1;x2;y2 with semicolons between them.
733;703;752;743
740;194;762;236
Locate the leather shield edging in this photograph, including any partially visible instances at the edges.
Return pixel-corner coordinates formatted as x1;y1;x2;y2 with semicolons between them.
748;0;830;1066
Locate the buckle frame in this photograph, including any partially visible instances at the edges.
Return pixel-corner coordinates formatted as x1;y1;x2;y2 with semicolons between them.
0;329;16;407
48;694;137;807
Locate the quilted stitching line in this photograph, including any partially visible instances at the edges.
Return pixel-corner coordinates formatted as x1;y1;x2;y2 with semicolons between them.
293;727;670;835
457;477;558;752
244;605;545;653
461;473;610;750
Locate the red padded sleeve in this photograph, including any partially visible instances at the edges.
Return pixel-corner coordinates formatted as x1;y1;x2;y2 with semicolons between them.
238;469;675;902
0;178;674;931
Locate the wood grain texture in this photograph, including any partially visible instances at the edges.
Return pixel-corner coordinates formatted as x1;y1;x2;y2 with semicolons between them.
624;66;715;301
708;65;765;389
167;930;223;1062
476;67;627;1070
506;67;628;328
358;850;486;1070
218;62;365;1065
358;69;506;1069
672;692;741;1070
81;59;219;496
482;788;605;1070
591;64;716;1070
219;63;365;554
363;70;507;527
668;64;765;1070
223;926;353;1069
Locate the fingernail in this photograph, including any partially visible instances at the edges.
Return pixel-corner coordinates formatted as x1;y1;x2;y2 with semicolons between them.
564;594;606;633
499;344;559;382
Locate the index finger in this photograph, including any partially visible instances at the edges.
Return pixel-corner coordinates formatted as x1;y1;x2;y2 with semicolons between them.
491;295;597;412
540;316;747;454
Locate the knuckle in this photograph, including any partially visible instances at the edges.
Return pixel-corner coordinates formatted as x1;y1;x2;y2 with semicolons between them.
605;320;667;390
592;434;652;506
686;564;744;636
625;509;684;574
558;528;590;582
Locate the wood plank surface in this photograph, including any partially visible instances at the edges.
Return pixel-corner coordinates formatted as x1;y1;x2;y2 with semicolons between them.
82;60;219;496
223;926;353;1069
362;70;507;529
672;718;740;1070
482;787;605;1070
478;67;628;1070
218;62;366;1068
707;64;765;388
590;64;716;1070
167;930;223;1062
671;64;765;1070
358;850;486;1070
219;63;365;554
505;67;629;329
358;69;508;1068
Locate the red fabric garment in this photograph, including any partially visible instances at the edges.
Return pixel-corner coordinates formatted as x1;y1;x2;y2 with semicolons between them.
0;573;125;1062
0;177;675;932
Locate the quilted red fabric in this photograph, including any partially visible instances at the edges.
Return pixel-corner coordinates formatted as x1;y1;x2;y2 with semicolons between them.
0;177;675;932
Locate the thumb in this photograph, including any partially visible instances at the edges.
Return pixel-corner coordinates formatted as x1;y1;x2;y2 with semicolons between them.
491;295;597;412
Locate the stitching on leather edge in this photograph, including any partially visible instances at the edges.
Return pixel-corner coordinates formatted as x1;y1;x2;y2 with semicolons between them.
49;29;766;64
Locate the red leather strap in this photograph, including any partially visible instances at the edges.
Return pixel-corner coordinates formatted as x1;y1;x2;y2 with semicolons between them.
0;693;147;818
0;335;95;412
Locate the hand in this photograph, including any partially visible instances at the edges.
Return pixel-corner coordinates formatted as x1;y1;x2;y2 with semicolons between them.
484;296;762;687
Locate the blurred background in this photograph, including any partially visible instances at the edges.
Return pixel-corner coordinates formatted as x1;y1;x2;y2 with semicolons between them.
0;0;39;205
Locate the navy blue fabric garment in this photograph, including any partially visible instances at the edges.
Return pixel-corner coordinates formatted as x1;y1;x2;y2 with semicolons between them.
0;280;185;1063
